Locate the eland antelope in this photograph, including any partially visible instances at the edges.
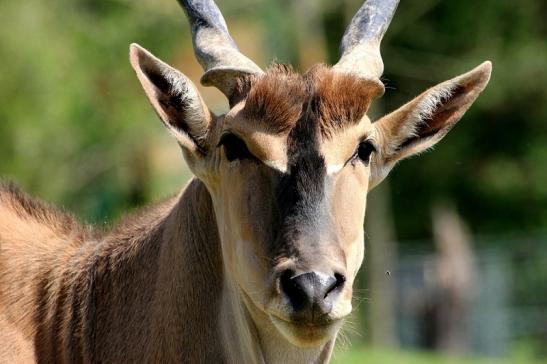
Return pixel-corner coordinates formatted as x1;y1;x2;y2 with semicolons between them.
0;0;491;362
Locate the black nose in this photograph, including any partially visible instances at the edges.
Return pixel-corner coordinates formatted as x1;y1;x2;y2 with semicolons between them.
280;271;345;320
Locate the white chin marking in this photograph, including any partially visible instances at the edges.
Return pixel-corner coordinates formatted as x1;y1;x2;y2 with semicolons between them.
270;316;337;348
326;164;344;175
264;160;287;173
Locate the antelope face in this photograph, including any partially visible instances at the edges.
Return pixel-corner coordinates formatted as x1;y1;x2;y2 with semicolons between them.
204;67;383;346
130;0;491;349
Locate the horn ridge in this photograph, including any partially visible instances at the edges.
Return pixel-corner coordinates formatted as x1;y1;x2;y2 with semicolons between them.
334;0;400;80
177;0;263;100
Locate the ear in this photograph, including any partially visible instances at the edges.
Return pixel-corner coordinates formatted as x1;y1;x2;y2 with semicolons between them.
129;43;212;155
370;61;492;188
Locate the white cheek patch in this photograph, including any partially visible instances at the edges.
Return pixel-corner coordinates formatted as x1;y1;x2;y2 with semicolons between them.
326;163;344;175
264;160;288;173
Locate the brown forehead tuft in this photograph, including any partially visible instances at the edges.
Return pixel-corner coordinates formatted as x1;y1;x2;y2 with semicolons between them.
307;65;384;138
239;64;306;134
239;63;384;137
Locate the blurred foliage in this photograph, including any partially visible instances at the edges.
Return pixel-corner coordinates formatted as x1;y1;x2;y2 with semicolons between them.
379;0;547;243
0;0;191;222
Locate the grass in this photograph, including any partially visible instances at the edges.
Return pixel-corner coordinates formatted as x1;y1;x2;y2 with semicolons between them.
331;346;545;364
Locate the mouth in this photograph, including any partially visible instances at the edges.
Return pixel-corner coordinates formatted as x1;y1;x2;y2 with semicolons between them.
269;313;344;347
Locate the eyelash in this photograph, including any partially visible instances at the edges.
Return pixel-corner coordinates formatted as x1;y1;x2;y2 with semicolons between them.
218;133;255;162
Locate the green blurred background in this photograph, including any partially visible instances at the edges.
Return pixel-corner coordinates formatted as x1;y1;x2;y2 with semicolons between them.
1;0;546;362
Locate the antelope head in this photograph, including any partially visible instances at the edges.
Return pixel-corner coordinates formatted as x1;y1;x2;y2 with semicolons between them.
130;0;491;348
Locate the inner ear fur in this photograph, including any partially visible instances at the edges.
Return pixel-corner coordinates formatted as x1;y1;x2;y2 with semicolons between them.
374;61;492;164
129;43;212;154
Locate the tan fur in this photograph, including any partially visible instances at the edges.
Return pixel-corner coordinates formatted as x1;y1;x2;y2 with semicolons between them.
0;180;228;362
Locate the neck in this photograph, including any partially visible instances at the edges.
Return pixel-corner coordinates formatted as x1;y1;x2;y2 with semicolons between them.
160;178;335;363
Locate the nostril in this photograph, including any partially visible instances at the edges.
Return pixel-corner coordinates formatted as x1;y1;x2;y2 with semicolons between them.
279;269;294;292
279;270;291;291
325;273;346;298
334;272;346;288
280;269;307;309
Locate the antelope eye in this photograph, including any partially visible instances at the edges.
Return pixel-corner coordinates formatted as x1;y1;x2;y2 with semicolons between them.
218;133;255;162
356;140;376;165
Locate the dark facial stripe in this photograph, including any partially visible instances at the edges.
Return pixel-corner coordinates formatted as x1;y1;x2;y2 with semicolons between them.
274;94;327;257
